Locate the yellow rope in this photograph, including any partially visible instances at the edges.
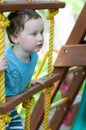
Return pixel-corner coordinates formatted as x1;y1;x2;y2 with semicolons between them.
0;13;10;102
43;9;58;130
43;86;53;130
0;112;11;123
0;0;4;3
33;51;49;79
0;13;10;130
23;97;35;130
22;86;34;130
0;111;11;130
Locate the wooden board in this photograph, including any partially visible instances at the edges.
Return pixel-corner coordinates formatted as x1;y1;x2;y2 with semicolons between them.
49;68;86;130
55;44;86;67
0;1;65;12
0;73;59;114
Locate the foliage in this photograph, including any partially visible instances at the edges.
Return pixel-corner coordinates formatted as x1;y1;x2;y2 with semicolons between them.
62;0;85;18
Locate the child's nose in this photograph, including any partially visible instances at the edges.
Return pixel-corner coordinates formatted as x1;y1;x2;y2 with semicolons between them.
38;34;44;41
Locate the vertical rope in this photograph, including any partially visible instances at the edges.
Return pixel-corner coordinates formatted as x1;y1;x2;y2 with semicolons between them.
0;13;10;130
43;9;58;130
0;14;6;103
22;97;35;130
33;51;49;79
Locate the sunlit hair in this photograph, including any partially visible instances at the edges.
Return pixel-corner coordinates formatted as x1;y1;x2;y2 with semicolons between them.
6;9;42;43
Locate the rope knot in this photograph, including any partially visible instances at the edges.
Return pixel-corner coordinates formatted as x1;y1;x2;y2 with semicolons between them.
44;85;53;94
0;13;10;28
22;97;35;109
46;9;58;20
0;113;11;123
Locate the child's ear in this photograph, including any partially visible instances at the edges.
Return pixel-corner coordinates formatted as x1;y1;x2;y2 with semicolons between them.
9;34;18;44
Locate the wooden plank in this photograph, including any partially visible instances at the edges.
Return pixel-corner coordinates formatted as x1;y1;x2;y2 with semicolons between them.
0;73;59;114
68;103;80;126
31;94;45;130
49;68;86;130
55;44;86;67
0;1;65;12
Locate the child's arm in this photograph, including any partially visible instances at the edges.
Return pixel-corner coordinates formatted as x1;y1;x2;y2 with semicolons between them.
0;56;7;72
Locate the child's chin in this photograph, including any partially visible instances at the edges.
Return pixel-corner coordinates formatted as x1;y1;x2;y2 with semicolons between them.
34;48;41;52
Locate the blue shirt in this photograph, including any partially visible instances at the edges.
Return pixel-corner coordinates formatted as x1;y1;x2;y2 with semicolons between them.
5;46;38;96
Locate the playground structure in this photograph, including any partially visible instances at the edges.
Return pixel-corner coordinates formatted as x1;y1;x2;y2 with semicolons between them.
0;0;86;130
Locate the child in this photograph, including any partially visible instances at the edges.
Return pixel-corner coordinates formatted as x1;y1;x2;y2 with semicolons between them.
0;9;44;130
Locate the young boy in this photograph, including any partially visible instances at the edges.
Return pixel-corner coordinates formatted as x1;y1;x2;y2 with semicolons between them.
0;9;44;130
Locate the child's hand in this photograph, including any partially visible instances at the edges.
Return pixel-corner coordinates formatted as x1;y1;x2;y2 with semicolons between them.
31;79;44;86
0;56;7;72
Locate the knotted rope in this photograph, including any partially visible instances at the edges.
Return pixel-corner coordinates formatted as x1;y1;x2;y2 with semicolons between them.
0;12;10;130
43;9;58;130
23;97;35;130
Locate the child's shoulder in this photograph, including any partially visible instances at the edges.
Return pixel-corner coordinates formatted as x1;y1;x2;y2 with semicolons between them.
30;52;38;64
4;46;11;56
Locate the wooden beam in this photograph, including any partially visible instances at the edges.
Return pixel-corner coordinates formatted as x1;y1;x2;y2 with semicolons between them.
49;68;86;130
55;44;86;67
0;73;59;114
0;1;65;12
67;103;80;126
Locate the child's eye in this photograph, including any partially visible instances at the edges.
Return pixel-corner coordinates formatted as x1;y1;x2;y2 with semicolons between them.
41;30;44;35
32;33;37;36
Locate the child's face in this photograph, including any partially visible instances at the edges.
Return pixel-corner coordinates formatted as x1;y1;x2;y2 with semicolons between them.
15;18;44;53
